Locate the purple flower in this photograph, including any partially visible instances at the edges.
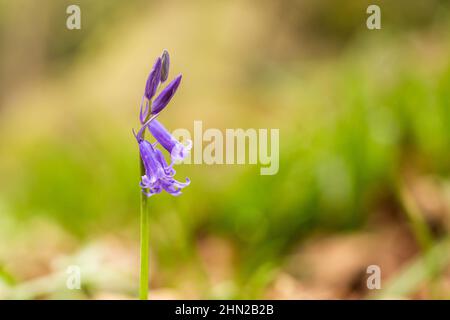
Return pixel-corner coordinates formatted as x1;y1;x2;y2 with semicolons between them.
140;58;162;123
151;75;182;114
135;50;190;198
144;57;162;100
136;131;190;197
148;119;192;162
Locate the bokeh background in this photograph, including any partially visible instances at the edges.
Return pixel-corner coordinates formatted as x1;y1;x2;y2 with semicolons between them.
0;0;449;299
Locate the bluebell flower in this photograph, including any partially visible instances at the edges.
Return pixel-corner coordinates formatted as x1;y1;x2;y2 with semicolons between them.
136;135;190;197
148;119;192;163
135;50;190;197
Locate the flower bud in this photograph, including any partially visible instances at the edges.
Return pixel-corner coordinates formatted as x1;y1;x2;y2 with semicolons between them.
160;50;170;82
151;74;182;114
144;57;162;99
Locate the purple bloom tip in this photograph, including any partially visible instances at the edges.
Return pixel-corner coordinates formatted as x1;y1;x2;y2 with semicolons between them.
144;57;162;100
151;74;182;115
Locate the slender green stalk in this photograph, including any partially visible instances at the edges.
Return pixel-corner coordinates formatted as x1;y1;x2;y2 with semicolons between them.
139;127;149;300
138;112;159;300
394;175;441;297
369;237;450;299
139;189;149;299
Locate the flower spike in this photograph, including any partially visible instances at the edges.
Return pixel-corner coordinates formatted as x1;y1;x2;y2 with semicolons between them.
135;51;189;198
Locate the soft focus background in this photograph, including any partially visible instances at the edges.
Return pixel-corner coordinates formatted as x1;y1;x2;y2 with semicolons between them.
0;0;449;299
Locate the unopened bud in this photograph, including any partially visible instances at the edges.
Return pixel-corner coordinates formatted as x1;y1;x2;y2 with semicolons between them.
160;49;170;82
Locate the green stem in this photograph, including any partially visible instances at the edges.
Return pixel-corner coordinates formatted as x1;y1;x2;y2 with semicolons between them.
139;190;149;300
394;175;441;297
138;110;159;300
395;177;433;252
139;126;149;300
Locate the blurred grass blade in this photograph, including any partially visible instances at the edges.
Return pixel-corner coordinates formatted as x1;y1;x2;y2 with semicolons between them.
371;237;450;299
